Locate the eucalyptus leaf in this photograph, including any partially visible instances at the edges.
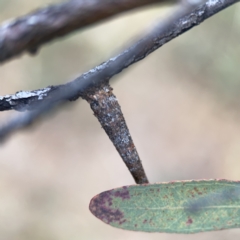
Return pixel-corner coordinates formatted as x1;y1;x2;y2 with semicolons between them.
90;180;240;233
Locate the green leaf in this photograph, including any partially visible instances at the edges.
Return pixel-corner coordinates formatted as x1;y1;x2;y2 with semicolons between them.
89;180;240;233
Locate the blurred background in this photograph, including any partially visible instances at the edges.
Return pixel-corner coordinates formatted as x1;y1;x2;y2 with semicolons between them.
1;0;240;239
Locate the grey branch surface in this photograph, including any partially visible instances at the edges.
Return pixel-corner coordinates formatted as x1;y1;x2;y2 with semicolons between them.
0;0;238;113
0;0;172;64
0;0;239;142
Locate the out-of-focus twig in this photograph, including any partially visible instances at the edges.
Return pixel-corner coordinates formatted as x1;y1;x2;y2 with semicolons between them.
0;0;175;64
0;0;239;142
1;0;238;113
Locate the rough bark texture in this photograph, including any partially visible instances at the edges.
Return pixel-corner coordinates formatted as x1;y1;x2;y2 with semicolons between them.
0;0;239;142
0;0;171;63
0;0;238;112
83;84;149;184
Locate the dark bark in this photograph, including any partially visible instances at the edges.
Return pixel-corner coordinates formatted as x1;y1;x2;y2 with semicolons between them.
0;0;238;112
0;0;239;141
0;0;173;64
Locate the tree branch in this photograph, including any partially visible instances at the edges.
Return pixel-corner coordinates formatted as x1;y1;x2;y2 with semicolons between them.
0;0;173;64
0;0;238;112
0;0;239;141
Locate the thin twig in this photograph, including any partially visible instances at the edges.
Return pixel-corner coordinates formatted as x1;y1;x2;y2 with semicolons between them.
0;0;239;141
0;98;66;141
1;0;238;113
0;0;174;64
0;0;237;184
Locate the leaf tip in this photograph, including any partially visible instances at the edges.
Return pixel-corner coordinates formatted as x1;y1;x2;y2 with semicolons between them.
89;190;126;225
